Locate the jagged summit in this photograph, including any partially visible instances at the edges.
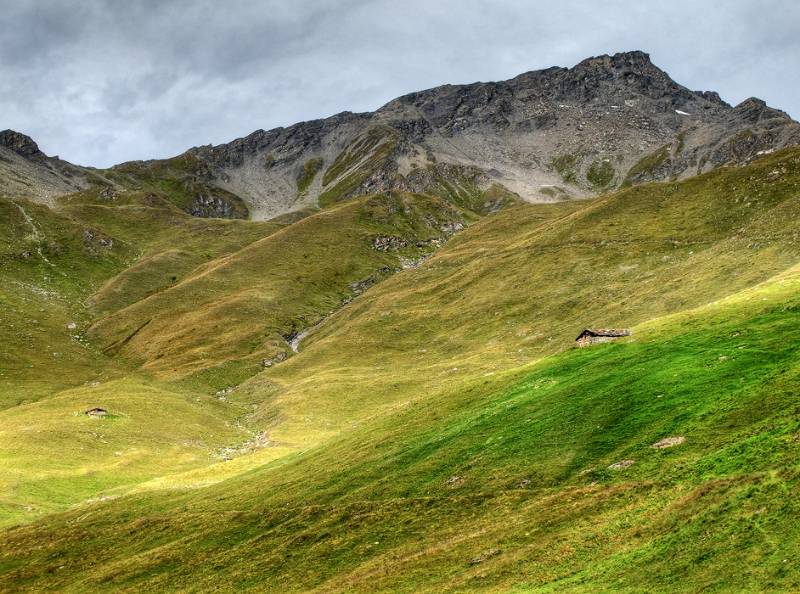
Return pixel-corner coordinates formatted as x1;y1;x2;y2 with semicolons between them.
572;50;660;75
695;90;729;106
731;96;794;123
150;50;798;220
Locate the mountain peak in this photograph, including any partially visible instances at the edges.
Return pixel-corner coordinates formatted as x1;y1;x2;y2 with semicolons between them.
150;50;799;221
738;97;767;107
9;52;797;219
572;50;662;76
575;50;653;69
0;129;45;161
695;90;730;107
732;96;794;123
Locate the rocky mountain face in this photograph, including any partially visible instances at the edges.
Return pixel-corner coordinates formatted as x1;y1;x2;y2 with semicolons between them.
5;51;800;219
0;130;88;206
161;51;800;220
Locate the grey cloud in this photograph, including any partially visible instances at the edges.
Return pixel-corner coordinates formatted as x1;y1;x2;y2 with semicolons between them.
0;0;797;167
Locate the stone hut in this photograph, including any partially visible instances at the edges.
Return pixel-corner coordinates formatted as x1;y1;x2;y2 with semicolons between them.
85;407;108;417
575;328;631;348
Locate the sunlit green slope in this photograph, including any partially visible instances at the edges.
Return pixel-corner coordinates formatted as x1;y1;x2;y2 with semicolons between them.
241;148;800;451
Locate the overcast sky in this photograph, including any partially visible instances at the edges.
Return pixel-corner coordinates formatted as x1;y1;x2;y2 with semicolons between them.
1;0;797;167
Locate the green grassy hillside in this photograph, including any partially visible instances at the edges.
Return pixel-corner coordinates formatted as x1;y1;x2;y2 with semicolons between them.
2;149;800;591
87;191;474;385
3;224;800;592
0;188;281;404
0;196;129;408
239;148;800;452
0;183;481;526
0;190;286;525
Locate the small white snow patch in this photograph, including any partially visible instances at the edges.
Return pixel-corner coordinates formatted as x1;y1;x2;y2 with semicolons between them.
675;110;691;116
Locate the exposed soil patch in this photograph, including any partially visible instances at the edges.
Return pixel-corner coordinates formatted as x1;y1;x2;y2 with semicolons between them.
218;431;275;461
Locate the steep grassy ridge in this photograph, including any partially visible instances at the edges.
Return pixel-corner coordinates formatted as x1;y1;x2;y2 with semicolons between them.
58;189;282;315
0;189;281;405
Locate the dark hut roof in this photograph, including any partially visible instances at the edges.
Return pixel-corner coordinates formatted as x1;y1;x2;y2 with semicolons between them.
576;328;631;340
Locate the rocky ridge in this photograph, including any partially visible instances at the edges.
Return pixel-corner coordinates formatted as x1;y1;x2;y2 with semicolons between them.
0;130;89;206
4;51;799;219
167;51;800;219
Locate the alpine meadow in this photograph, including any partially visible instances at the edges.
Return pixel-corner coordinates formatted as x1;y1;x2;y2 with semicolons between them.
2;8;800;591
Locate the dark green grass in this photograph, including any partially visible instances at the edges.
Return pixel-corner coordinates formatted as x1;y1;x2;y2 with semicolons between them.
586;158;615;189
550;153;580;184
623;144;671;185
296;157;324;195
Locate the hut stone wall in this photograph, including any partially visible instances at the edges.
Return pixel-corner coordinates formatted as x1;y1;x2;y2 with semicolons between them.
575;329;630;348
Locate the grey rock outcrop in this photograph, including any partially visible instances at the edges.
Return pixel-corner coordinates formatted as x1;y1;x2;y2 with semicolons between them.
186;192;245;219
0;130;48;161
0;129;89;206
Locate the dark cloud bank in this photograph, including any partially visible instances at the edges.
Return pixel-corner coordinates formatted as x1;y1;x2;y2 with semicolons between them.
1;0;798;167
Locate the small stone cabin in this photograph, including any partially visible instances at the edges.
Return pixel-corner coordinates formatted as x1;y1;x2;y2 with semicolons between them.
85;407;108;417
575;328;631;348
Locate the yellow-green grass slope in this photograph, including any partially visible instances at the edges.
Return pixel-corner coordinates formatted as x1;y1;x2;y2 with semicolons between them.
0;196;127;408
0;185;479;526
0;189;285;525
87;191;474;384
0;187;282;405
2;150;800;591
